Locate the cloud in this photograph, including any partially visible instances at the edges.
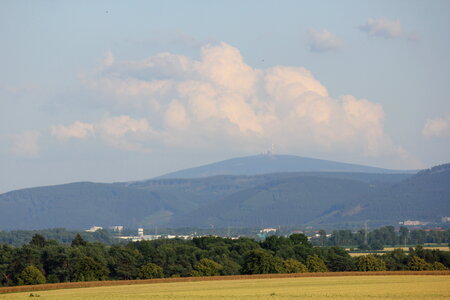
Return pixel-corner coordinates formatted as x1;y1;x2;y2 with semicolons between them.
52;114;153;152
359;18;417;40
422;115;450;138
71;42;421;168
103;50;115;66
307;29;343;52
164;100;190;130
10;130;41;157
51;121;94;141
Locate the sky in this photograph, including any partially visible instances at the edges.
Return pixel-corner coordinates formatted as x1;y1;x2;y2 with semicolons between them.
1;0;450;193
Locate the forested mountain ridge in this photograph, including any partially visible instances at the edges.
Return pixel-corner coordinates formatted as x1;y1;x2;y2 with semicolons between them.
0;159;448;230
173;164;450;228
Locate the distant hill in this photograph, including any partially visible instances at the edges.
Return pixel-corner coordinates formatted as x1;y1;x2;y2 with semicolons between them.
157;154;413;179
0;155;447;230
0;175;285;230
169;164;450;228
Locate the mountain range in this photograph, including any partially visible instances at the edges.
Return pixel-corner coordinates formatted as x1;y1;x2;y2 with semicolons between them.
0;154;448;230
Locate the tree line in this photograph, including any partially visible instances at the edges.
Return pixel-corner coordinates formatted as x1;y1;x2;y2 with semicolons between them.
1;226;449;248
311;226;450;250
0;233;449;287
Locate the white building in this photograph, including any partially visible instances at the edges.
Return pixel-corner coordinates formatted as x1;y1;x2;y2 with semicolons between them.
400;220;428;226
85;226;103;232
110;226;124;232
260;228;277;234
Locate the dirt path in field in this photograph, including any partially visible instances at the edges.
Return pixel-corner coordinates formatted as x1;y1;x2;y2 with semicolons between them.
1;271;449;294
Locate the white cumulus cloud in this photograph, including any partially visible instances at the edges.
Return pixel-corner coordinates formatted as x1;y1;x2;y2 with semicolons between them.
66;42;421;168
307;29;343;52
422;115;450;138
10;130;41;157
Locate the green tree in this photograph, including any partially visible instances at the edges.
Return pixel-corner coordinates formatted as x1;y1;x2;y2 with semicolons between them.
71;234;87;247
242;249;285;274
72;256;108;281
382;248;408;271
289;233;311;248
41;245;71;283
220;258;241;275
191;258;223;277
306;254;328;272
29;234;47;248
356;255;386;271
8;245;43;284
283;258;308;273
408;256;431;271
0;244;14;286
430;261;448;271
138;263;164;279
326;254;356;272
18;265;46;285
108;246;143;280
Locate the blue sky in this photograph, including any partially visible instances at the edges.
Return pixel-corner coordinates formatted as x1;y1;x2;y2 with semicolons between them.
1;0;449;193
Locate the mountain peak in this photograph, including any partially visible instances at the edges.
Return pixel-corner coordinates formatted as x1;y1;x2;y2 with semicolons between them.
157;154;411;179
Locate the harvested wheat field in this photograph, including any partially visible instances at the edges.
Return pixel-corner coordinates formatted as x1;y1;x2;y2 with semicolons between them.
1;275;450;300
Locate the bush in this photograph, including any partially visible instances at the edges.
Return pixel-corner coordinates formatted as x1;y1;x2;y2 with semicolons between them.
138;263;164;279
356;255;386;271
430;262;448;271
408;256;431;271
306;254;328;272
18;265;46;285
190;258;223;277
283;258;308;273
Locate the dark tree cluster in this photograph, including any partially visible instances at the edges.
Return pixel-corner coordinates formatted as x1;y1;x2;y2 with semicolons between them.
0;228;114;247
0;233;448;287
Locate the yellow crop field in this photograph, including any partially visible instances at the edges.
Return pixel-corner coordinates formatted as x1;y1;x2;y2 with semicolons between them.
383;246;450;252
1;275;449;300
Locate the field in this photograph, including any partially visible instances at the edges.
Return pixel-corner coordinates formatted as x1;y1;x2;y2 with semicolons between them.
1;273;449;300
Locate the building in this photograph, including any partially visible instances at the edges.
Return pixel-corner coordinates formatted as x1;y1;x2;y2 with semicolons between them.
399;220;428;226
260;228;277;234
85;226;103;232
110;226;124;233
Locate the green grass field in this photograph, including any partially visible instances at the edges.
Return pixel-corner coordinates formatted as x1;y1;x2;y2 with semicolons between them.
1;275;449;300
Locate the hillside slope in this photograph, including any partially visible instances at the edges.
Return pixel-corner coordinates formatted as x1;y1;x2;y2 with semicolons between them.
169;175;372;227
322;163;450;225
170;164;450;228
0;175;287;230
